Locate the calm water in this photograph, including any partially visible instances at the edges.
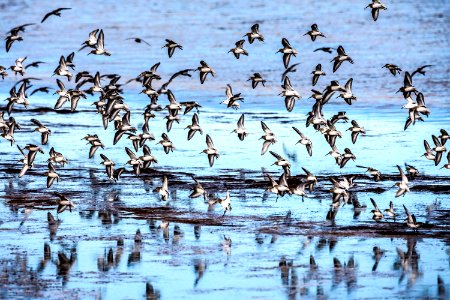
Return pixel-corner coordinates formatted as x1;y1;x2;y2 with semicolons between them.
0;0;449;299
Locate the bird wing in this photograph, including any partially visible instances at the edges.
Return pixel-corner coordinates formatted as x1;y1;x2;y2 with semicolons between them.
269;151;283;160
206;134;214;148
397;165;408;184
30;118;43;127
125;147;137;160
237;114;245;128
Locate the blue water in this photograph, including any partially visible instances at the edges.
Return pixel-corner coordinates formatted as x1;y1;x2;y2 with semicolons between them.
0;0;449;299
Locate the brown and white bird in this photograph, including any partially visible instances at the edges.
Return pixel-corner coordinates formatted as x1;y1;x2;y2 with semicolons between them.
311;64;326;86
279;76;301;112
158;133;175;154
41;8;72;23
154;176;170;200
53;56;72;81
221;84;244;110
260;121;277;155
228;39;248;59
45;162;60;188
247;73;266;89
331;46;353;72
31;119;51;145
394;165;410;197
243;23;264;44
382;64;402;76
269;151;291;176
347;120;365;144
89;29;110;56
292;127;312;157
55;192;75;214
202;134;219;167
162;39;182;58
304;24;326;41
365;0;387;21
232;114;248;141
196;61;216;84
185;113;203;140
370;198;384;221
277;38;297;69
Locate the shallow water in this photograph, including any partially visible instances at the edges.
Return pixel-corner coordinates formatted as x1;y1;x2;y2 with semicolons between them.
1;0;450;299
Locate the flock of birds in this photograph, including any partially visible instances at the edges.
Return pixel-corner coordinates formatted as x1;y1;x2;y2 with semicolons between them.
0;1;448;232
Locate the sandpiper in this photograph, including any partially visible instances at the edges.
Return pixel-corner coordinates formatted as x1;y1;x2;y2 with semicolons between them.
228;39;248;59
244;23;264;44
304;24;326;41
217;190;232;216
356;165;381;181
438;129;449;145
5;28;23;52
45;162;60;188
279;76;301;112
10;56;27;76
186;113;202;140
154;176;169;200
422;140;436;162
394;165;410;197
100;154;115;179
340;148;356;168
126;37;151;46
277;38;297;69
397;72;417;98
79;29;99;52
139;145;158;169
330;111;349;124
158;133;175;154
331;46;353;72
365;0;387;21
440;152;450;170
370;198;384;221
338;78;357;105
196;61;216;84
125;147;143;176
232;114;248;141
322;80;346;104
221;84;244;110
24;144;44;167
281;63;299;83
382;64;402;76
265;172;289;200
202;134;219;167
41;7;71;23
269;151;291;175
247;73;266;89
31;119;51;145
89;29;110;56
405;164;419;179
323;120;342;148
48;147;68;166
402;204;421;231
162;39;182;58
347;120;365;144
293;127;312;157
314;47;335;53
55;192;75;214
431;135;447;166
260;121;277;155
384;201;397;221
302;167;317;192
311;64;326;86
189;177;206;199
288;182;308;200
411;65;433;77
